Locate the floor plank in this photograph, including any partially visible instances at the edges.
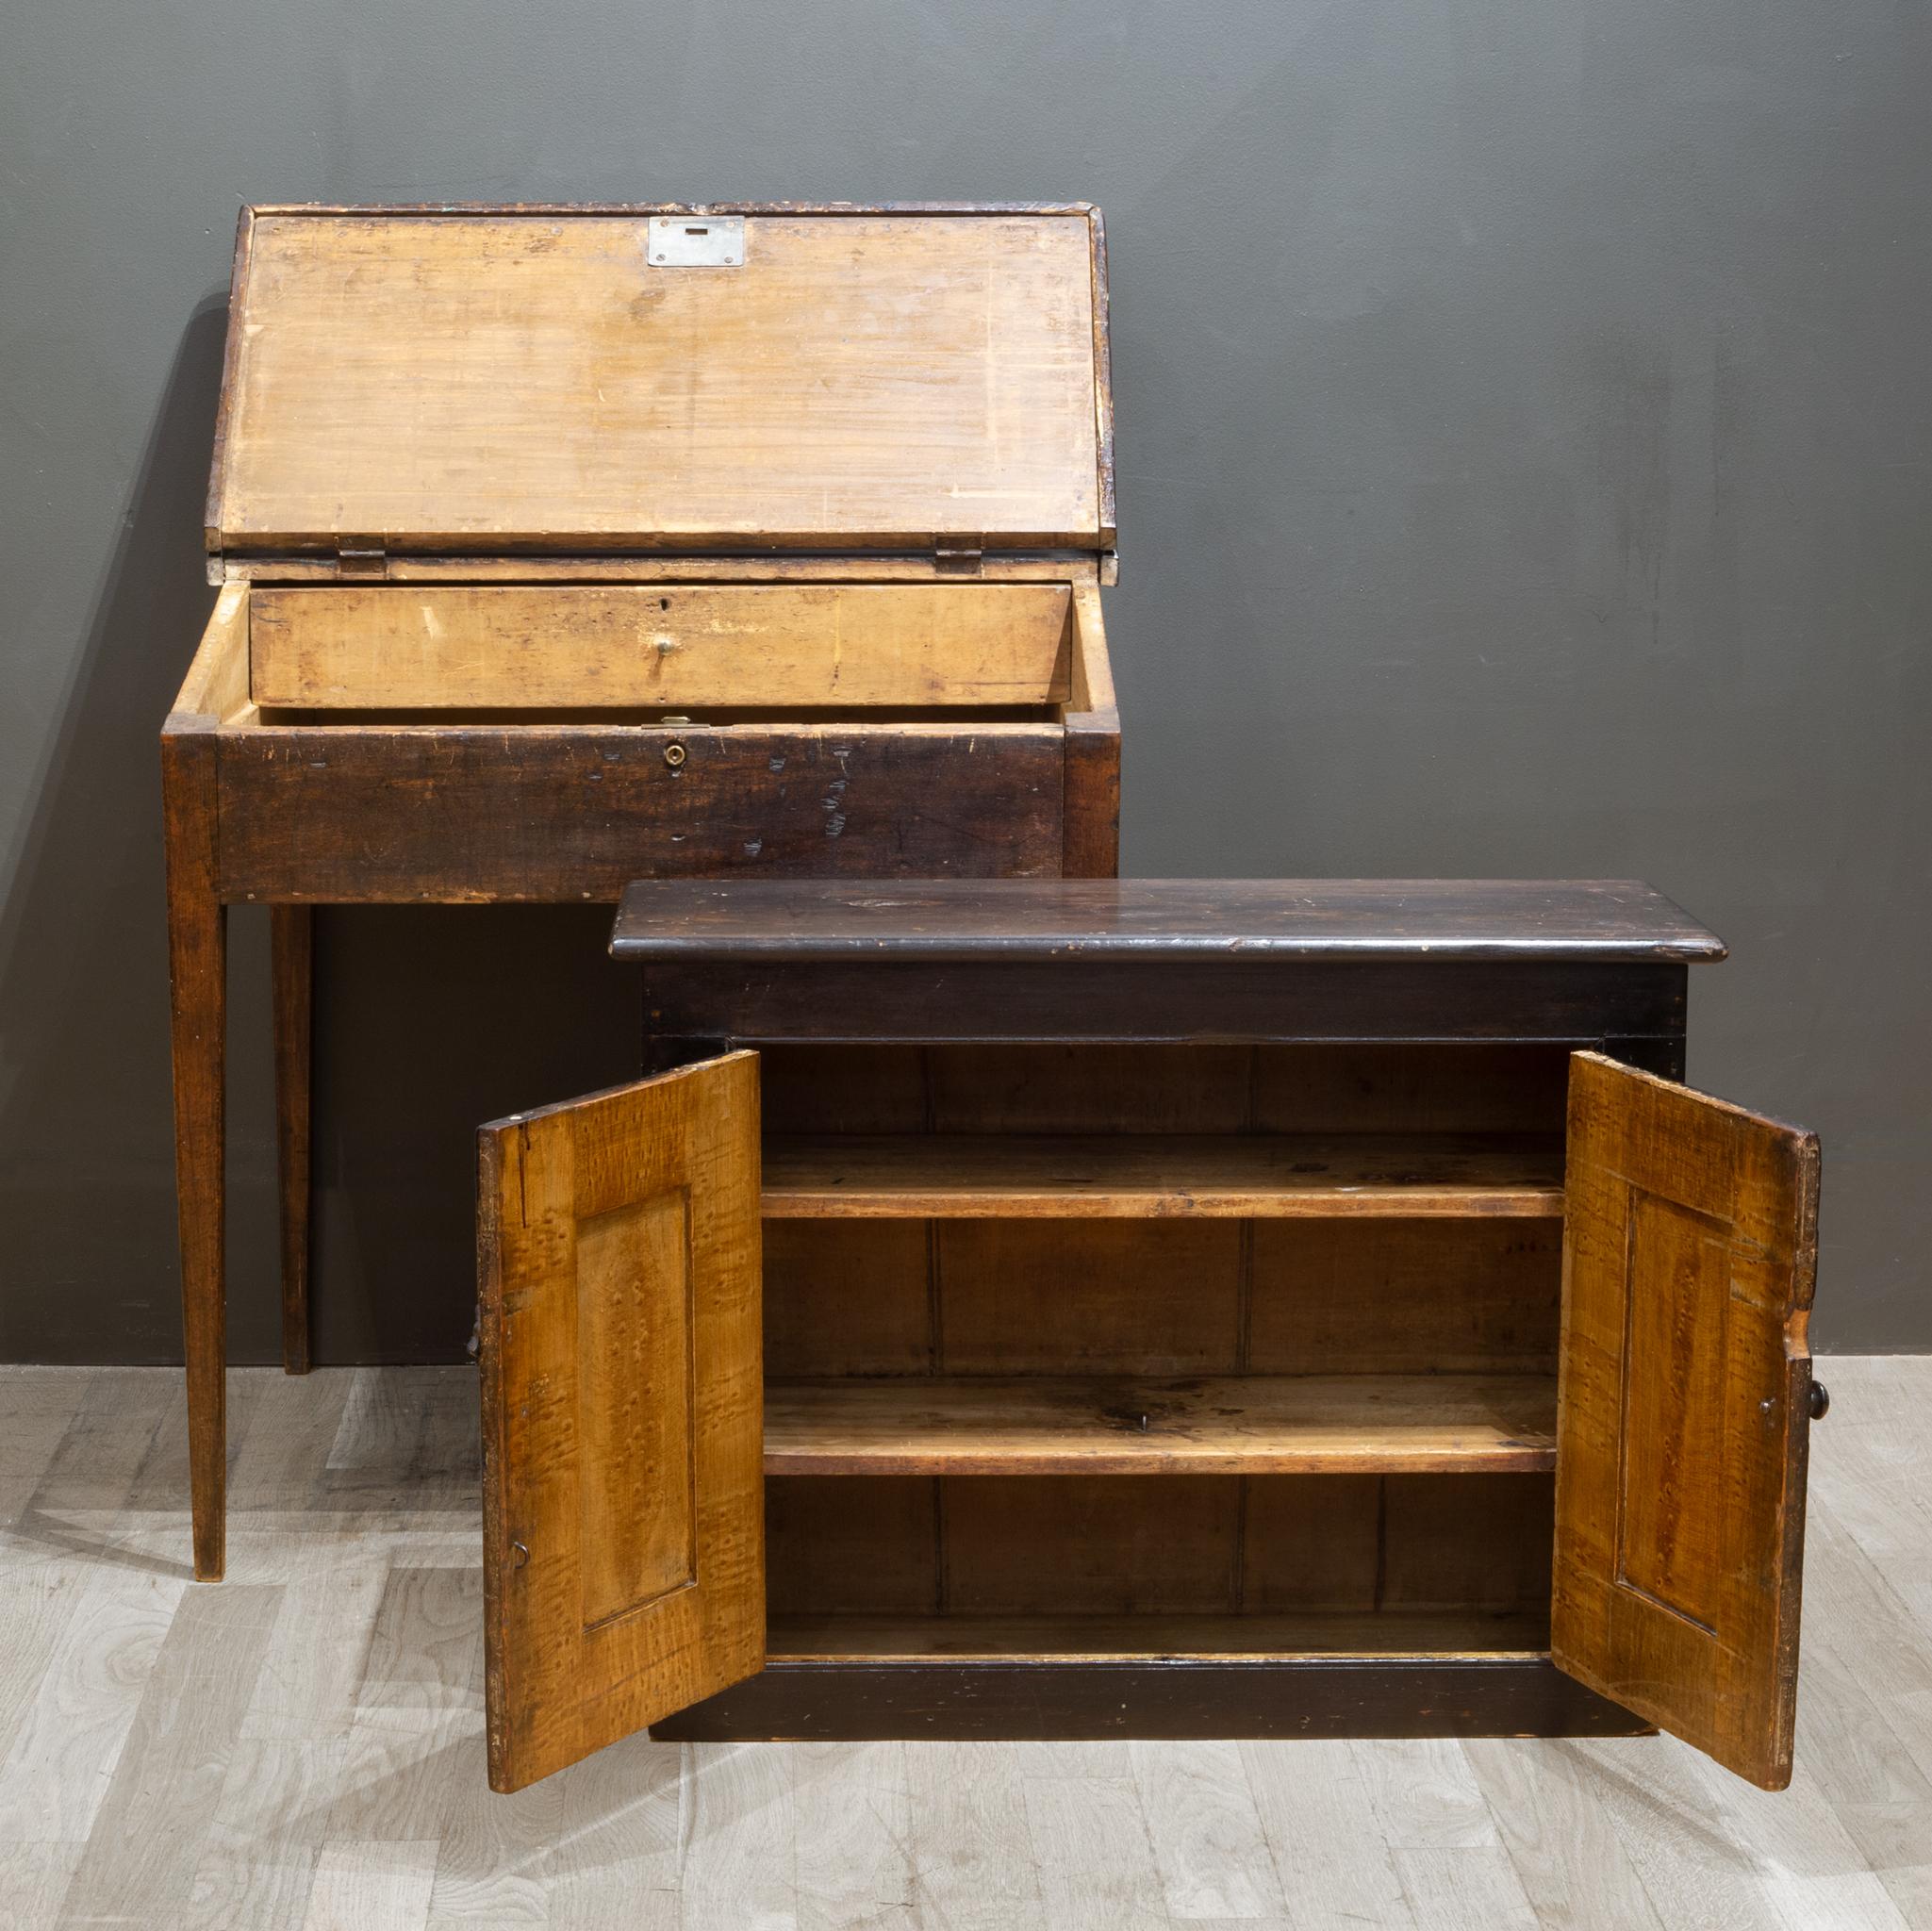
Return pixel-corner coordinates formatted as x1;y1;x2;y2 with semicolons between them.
0;1843;82;1928
0;1359;1924;1930
904;1741;1044;1931
1022;1773;1170;1931
550;1732;683;1929
1356;1737;1500;1851
0;1566;184;1843
0;1371;91;1543
301;1838;438;1931
678;1739;799;1930
55;1582;279;1928
1568;1737;1792;1929
1392;1846;1538;1931
1132;1738;1285;1920
1240;1738;1414;1930
1462;1739;1665;1930
186;1736;346;1931
427;1732;562;1923
791;1741;916;1931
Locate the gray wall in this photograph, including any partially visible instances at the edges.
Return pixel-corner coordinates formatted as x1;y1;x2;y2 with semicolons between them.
4;0;1927;1361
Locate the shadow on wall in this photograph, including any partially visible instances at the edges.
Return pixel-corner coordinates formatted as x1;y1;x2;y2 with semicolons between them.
0;300;264;1363
0;302;652;1367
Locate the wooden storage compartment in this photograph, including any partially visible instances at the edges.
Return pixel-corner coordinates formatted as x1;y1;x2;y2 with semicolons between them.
167;206;1124;1587
758;1041;1566;1664
247;582;1082;715
477;880;1824;1793
768;1474;1555;1659
175;565;1116;900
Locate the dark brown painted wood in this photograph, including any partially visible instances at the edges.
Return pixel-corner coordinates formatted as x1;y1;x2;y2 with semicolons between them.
639;959;1691;1048
161;726;226;1582
1061;714;1120;880
271;904;313;1376
611;878;1727;964
216;726;1065;901
1600;1033;1688;1081
647;1655;1651;1742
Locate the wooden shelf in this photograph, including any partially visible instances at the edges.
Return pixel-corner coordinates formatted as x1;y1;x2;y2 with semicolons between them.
768;1609;1551;1662
760;1132;1565;1219
762;1374;1557;1477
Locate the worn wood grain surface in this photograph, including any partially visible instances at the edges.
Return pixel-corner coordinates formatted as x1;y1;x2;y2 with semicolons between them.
759;1131;1566;1218
761;1374;1558;1476
250;583;1075;710
212;208;1109;557
612;877;1728;962
268;905;312;1378
215;722;1066;900
1553;1052;1821;1791
477;1055;765;1792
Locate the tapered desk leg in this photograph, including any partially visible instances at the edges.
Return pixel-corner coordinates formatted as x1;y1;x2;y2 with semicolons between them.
163;731;226;1581
272;904;314;1375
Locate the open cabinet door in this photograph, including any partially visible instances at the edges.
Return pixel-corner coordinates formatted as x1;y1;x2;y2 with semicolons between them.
1553;1051;1821;1790
478;1053;763;1792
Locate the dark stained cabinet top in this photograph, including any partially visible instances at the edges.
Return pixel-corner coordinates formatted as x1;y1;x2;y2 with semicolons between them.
611;879;1726;966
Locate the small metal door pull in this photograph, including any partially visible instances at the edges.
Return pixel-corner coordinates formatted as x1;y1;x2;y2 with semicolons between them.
1808;1381;1830;1421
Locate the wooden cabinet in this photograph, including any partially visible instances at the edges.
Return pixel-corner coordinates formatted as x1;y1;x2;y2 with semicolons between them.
475;880;1823;1794
162;205;1120;1580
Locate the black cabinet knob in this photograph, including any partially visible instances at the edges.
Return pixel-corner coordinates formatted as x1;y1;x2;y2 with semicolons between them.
1808;1381;1830;1422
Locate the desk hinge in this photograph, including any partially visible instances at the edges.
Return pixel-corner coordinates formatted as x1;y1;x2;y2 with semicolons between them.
337;544;388;580
933;542;984;577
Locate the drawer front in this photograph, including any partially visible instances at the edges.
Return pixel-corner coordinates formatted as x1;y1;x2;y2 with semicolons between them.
213;723;1065;900
249;584;1074;711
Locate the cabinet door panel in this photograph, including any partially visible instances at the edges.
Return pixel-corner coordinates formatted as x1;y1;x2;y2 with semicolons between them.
478;1053;763;1791
1553;1051;1820;1790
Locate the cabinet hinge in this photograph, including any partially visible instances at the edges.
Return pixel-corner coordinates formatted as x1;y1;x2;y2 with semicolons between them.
934;542;983;577
337;544;388;580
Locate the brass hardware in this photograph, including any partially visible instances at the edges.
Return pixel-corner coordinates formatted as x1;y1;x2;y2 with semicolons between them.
663;742;688;770
1808;1381;1830;1421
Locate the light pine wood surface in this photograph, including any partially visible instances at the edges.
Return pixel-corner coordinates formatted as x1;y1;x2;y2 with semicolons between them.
1553;1054;1821;1790
248;584;1077;712
478;1056;765;1794
214;209;1107;554
0;1357;1924;1929
762;1374;1559;1476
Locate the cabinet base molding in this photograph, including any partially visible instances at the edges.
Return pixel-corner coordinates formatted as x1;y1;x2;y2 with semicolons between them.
648;1656;1653;1742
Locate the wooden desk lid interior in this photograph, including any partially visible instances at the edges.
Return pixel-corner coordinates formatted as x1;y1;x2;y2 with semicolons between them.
208;204;1114;567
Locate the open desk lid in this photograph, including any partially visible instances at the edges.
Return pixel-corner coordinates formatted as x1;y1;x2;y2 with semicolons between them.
206;203;1115;569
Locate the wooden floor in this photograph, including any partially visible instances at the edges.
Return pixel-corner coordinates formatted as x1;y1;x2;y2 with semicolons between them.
0;1359;1927;1930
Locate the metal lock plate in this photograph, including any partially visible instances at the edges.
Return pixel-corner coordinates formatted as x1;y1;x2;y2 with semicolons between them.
647;216;746;267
